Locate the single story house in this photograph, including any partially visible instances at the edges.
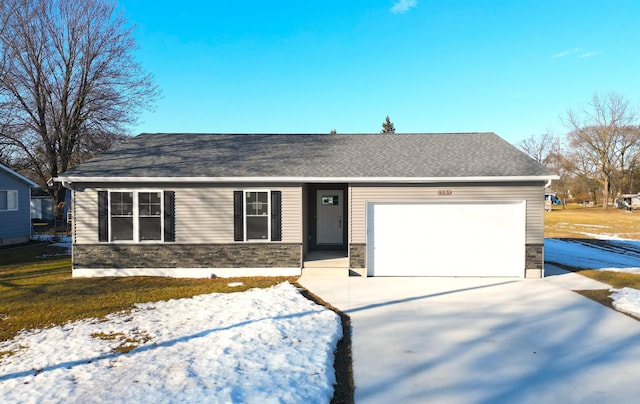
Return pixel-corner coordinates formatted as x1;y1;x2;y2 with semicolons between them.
56;133;557;278
0;163;39;246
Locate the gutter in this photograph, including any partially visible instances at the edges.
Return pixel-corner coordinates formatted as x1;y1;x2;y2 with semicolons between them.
55;175;560;185
59;180;74;190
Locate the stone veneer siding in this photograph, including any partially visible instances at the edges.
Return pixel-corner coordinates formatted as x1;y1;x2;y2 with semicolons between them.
525;244;543;271
349;243;366;269
74;244;302;269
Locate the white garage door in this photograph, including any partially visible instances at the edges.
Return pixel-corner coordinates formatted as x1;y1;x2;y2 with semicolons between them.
366;201;526;277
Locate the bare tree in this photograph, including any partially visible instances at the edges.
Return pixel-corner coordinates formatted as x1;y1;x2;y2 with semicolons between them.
614;125;640;194
516;132;558;165
543;138;573;208
566;146;600;204
564;93;640;209
0;0;158;204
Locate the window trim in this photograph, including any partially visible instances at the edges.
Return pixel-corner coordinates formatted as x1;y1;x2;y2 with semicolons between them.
0;190;18;212
243;189;271;242
107;189;165;243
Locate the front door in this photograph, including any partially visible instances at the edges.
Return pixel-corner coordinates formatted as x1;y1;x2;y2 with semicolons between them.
317;190;343;245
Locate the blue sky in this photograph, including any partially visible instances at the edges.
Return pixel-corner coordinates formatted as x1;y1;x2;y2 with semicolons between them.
118;0;640;144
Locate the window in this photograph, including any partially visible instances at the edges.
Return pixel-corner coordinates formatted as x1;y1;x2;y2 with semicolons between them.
98;190;174;243
234;190;281;242
245;191;269;240
138;192;162;240
0;190;18;211
110;191;134;240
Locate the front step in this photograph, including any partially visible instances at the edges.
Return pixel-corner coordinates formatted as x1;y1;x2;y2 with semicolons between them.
301;267;349;277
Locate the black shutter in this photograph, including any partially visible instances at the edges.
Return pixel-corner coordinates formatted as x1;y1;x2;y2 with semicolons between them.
271;191;282;241
98;191;108;242
164;191;175;242
233;191;244;241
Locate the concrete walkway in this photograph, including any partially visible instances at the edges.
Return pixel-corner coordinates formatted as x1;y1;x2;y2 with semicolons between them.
298;273;640;403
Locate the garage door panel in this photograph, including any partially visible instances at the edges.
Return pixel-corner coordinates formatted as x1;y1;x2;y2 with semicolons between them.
368;202;525;277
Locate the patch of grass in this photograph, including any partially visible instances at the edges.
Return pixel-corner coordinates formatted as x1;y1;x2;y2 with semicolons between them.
574;289;614;309
576;269;640;289
0;243;295;342
0;349;17;360
545;203;640;239
91;331;124;341
91;331;153;353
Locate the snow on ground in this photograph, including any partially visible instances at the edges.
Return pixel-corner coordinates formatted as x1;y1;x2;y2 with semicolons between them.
545;238;640;272
32;235;72;256
610;288;640;318
545;237;640;318
0;282;342;403
49;236;71;249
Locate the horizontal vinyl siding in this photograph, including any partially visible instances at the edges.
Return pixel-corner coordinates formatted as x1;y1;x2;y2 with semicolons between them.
74;188;99;244
175;187;234;243
281;187;302;243
74;185;302;244
177;186;301;243
350;183;544;244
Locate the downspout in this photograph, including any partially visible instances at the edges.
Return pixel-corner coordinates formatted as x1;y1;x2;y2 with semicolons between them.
56;179;74;272
59;180;73;190
29;186;34;241
542;177;554;279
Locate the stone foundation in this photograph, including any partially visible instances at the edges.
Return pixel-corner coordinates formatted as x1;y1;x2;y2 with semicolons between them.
525;244;544;278
349;243;366;269
74;243;302;270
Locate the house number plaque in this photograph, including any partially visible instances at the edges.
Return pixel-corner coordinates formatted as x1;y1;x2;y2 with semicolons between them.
438;190;453;196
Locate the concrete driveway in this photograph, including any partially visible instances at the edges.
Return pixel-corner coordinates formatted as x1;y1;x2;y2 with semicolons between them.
299;273;640;403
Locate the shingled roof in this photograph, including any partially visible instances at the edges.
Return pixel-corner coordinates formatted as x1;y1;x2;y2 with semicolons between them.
58;133;555;182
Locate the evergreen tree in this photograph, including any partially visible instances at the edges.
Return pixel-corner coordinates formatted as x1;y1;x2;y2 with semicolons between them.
381;116;396;134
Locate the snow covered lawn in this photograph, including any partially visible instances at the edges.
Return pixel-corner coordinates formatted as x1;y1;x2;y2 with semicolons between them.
545;238;640;272
545;238;640;319
0;282;342;403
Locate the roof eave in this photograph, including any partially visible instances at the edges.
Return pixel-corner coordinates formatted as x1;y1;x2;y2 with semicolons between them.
56;175;560;185
0;163;40;188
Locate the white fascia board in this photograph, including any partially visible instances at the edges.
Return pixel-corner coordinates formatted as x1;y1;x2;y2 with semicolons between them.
55;175;559;184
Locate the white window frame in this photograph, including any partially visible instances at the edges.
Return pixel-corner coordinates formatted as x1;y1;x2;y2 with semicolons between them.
243;189;271;242
0;190;18;211
108;190;164;243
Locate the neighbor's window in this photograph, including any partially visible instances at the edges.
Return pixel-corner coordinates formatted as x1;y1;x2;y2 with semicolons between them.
0;190;18;211
109;191;162;242
245;191;269;240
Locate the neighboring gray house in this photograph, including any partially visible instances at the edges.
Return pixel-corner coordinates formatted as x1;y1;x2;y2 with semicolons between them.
0;163;39;246
56;133;557;278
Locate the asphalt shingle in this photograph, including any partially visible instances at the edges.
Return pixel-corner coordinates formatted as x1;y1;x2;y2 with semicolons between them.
61;133;554;179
